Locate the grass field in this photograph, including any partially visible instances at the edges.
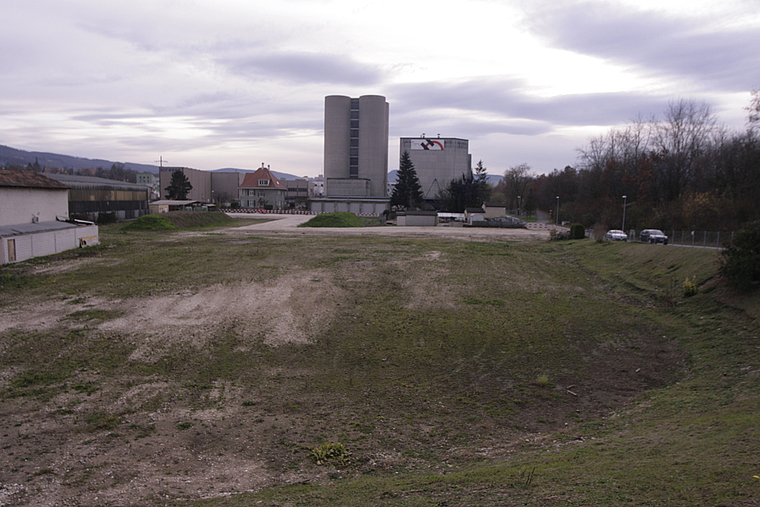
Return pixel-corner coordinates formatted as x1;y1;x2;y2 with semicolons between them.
0;218;758;506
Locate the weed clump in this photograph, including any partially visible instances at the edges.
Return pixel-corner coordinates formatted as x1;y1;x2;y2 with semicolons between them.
309;442;351;466
299;212;365;228
534;374;552;388
683;276;698;297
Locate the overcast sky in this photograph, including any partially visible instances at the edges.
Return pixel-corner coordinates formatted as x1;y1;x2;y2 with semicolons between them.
2;0;759;177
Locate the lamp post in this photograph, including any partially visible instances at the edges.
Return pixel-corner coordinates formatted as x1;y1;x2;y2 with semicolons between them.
517;195;521;216
622;195;627;237
555;196;560;225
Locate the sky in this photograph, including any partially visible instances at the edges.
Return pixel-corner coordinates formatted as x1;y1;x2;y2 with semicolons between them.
1;0;759;178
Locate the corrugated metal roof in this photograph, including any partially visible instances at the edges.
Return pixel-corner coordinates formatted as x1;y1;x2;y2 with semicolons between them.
45;173;150;190
0;169;70;189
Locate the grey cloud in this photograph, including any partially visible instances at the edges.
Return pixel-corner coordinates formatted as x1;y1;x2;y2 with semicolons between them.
389;79;672;129
222;52;383;86
526;3;760;92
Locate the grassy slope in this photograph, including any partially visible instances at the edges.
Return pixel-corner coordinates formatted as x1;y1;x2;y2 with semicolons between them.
0;232;758;506
194;241;760;507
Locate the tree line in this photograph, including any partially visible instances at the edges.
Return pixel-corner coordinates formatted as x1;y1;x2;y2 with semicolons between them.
399;94;759;230
498;96;760;231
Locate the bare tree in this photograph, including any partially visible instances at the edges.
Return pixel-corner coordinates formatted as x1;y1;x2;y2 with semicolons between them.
502;163;532;210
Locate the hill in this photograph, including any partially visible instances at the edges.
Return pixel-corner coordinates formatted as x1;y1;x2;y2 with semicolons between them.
0;144;159;174
1;229;757;506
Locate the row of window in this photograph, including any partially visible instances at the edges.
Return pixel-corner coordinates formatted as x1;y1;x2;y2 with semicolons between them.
350;102;360;178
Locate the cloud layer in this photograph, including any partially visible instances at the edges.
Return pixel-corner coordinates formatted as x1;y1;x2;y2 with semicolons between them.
1;0;758;175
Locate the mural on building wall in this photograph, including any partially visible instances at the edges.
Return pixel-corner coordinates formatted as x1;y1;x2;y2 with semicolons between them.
411;139;445;151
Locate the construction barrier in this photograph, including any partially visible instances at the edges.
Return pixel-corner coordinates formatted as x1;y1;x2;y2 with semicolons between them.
525;223;570;231
221;208;382;217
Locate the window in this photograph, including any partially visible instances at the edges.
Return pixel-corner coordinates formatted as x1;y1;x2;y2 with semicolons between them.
259;179;270;186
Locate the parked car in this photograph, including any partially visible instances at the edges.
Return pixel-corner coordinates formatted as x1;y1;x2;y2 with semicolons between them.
605;229;627;241
640;229;669;244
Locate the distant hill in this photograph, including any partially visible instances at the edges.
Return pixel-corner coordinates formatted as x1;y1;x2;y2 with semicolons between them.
0;145;160;174
0;145;311;180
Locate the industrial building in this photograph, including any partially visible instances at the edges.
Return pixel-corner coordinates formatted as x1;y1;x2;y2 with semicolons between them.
400;136;472;200
311;94;390;215
45;173;150;221
0;169;99;264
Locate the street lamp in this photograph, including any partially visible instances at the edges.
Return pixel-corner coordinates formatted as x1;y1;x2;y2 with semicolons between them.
622;195;627;237
517;195;521;216
556;196;560;225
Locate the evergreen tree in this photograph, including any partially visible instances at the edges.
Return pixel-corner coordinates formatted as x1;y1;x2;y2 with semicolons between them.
474;160;492;203
164;170;193;200
437;172;482;212
391;151;424;209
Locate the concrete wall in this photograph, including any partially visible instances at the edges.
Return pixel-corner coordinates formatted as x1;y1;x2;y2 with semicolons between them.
210;172;243;203
325;178;370;197
0;187;69;226
309;199;389;215
159;167;213;202
400;138;471;199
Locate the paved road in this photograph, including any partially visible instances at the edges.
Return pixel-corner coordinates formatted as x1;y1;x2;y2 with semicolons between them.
224;213;549;241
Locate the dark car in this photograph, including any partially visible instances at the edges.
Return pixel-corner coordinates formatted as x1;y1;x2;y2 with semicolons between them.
640;229;669;244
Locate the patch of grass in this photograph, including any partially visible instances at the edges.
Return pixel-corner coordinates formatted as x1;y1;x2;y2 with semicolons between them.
299;212;366;228
121;214;178;231
85;412;120;431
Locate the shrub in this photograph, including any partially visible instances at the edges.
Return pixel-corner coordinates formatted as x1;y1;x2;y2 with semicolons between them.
719;220;760;291
570;223;586;240
309;442;351;466
96;212;118;224
683;276;698;297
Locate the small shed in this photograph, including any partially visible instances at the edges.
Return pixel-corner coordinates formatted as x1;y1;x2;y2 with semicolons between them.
465;207;486;225
149;200;202;214
482;202;507;219
396;211;438;226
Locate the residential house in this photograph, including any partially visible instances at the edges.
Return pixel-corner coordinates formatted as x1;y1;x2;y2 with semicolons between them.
238;165;286;209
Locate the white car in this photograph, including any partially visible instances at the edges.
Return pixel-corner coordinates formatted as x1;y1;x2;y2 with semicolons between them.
605;229;627;241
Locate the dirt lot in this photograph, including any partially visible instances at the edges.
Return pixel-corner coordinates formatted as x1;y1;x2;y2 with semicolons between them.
0;219;685;506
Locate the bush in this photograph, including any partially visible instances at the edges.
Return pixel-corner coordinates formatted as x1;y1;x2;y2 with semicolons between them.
570;223;586;240
719;220;760;291
683;276;698;297
96;212;118;225
309;442;351;466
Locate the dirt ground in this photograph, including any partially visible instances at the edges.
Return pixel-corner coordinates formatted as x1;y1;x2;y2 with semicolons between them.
0;218;681;506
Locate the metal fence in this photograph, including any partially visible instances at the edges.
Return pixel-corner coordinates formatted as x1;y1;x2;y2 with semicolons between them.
662;230;734;248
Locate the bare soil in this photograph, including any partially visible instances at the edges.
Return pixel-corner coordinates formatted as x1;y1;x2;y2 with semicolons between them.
0;218;684;506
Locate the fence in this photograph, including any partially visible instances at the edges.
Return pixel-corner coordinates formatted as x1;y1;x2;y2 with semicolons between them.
664;230;734;248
